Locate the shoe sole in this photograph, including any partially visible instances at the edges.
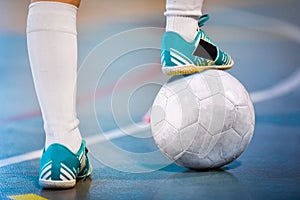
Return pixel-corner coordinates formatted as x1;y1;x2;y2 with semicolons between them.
162;61;234;76
39;165;93;189
39;179;76;189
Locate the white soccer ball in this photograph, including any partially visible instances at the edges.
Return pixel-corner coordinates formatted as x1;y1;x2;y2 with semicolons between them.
150;70;255;170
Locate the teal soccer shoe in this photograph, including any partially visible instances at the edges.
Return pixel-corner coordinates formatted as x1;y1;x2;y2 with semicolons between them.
39;140;92;189
161;14;234;76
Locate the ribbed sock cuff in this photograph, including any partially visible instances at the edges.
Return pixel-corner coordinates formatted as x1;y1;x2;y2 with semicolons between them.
27;1;77;35
166;16;198;42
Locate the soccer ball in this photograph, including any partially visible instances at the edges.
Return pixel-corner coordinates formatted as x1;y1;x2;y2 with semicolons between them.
150;70;255;170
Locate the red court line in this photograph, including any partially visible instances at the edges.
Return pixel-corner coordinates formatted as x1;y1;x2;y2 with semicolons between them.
0;110;42;126
0;65;161;126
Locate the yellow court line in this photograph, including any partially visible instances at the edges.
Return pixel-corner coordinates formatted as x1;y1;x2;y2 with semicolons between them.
8;194;47;200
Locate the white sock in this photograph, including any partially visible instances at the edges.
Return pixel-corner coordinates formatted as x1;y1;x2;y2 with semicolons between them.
165;0;204;42
27;2;82;153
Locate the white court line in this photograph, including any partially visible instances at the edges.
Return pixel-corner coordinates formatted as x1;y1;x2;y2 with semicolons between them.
234;10;300;103
1;11;300;168
0;149;43;168
250;68;300;103
0;122;148;168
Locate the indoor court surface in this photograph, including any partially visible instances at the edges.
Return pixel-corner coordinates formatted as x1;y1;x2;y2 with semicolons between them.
0;0;300;199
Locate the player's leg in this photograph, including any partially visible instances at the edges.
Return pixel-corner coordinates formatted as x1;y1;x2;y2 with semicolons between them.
31;0;81;7
161;0;234;75
27;0;91;189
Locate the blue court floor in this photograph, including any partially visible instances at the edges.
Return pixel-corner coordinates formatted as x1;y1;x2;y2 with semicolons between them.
0;0;300;199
